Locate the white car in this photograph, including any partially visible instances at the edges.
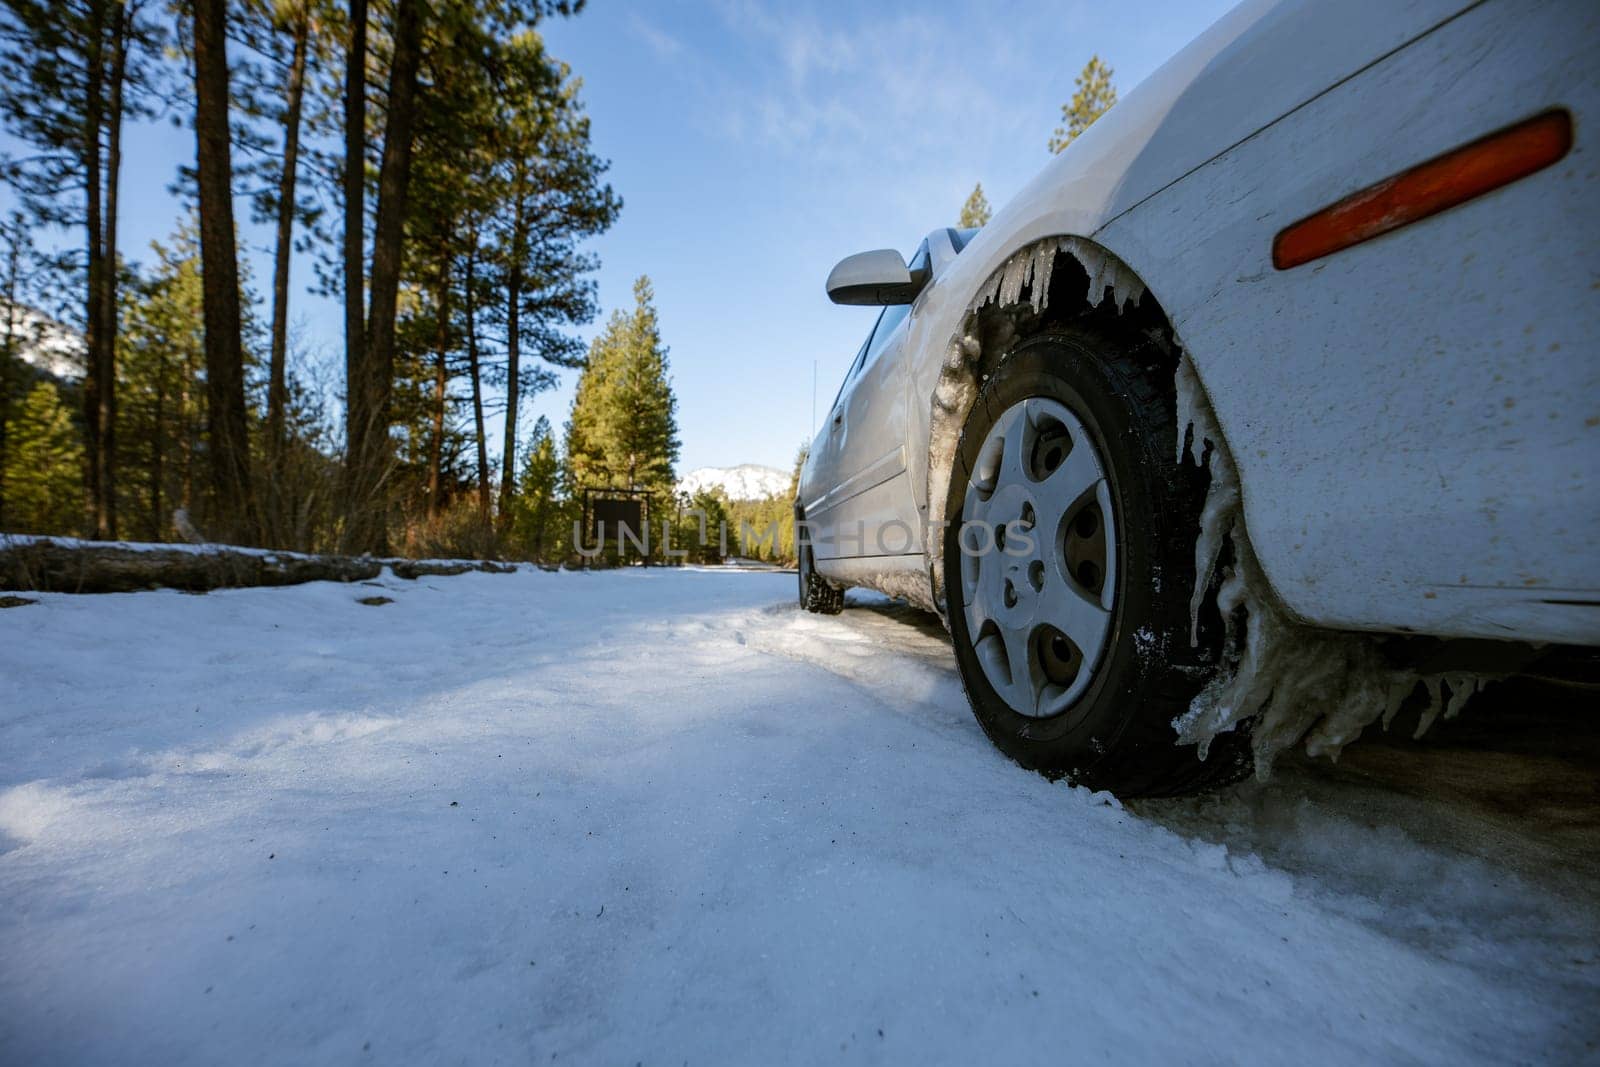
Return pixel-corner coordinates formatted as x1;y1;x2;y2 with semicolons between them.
794;0;1597;796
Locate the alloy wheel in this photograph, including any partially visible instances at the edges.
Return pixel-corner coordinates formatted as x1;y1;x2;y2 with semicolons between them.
958;396;1117;717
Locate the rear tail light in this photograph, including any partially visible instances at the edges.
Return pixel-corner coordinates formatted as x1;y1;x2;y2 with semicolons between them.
1272;109;1573;270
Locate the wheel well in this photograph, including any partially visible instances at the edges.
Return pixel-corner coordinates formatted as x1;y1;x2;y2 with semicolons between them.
927;236;1178;613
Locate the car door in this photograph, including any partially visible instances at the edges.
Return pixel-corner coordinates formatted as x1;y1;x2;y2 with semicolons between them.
806;240;931;562
825;296;916;560
802;328;872;560
828;237;950;562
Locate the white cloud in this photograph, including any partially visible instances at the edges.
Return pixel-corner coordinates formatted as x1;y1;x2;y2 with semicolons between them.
703;0;1023;174
629;14;687;61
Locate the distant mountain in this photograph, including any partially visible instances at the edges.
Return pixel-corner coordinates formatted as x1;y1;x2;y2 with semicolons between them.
677;464;790;502
3;302;84;382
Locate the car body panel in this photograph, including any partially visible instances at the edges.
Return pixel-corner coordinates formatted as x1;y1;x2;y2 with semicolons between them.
805;304;913;561
901;0;1480;526
1097;0;1600;641
800;331;864;556
804;0;1599;645
804;234;965;565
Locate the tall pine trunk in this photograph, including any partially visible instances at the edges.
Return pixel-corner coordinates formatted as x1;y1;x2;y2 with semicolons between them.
339;0;368;551
498;265;520;528
464;238;490;522
82;2;107;537
266;8;310;504
97;1;127;538
426;250;449;517
192;0;255;543
180;358;194;511
150;352;164;539
0;226;23;526
497;190;526;529
352;0;421;554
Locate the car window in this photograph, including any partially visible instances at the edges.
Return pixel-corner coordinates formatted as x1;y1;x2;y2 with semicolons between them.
826;326;874;419
907;238;931;277
847;314;879;381
840;307;886;390
859;302;909;374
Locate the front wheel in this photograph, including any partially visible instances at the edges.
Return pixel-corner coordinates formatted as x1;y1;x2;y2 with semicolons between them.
942;328;1248;796
797;525;844;615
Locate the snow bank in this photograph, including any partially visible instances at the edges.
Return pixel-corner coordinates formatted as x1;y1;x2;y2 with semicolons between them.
0;534;520;594
0;533;300;558
2;570;1592;1064
1171;353;1490;774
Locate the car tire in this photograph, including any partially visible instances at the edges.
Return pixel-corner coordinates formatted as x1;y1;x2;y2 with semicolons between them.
798;532;844;615
942;326;1250;796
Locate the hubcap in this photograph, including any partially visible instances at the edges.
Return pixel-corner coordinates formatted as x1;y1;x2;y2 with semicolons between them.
959;396;1117;717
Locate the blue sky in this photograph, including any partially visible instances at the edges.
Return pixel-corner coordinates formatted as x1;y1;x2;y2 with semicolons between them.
6;0;1236;474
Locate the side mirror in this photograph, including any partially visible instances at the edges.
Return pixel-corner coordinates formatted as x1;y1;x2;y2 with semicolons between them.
825;249;929;306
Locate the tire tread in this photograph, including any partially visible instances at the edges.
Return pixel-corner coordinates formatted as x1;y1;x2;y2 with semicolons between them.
947;323;1250;797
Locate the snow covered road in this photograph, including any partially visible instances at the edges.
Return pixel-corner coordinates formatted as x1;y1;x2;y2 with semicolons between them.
1;568;1595;1064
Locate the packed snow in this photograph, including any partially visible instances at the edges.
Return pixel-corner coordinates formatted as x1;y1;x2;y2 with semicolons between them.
676;463;790;501
0;532;300;558
1;568;1595;1064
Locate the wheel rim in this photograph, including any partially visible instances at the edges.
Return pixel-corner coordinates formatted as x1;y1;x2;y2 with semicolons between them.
959;396;1117;718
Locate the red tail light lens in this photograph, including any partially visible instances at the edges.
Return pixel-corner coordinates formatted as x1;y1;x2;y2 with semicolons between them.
1272;109;1573;270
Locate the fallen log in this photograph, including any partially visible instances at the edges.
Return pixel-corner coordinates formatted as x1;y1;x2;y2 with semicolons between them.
387;559;517;580
0;537;521;595
0;537;384;594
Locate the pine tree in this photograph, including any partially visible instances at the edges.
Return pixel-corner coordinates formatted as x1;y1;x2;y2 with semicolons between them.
399;10;502;524
343;2;593;553
191;0;257;544
489;29;620;528
562;330;607;488
789;441;807;495
462;217;493;522
604;277;678;496
0;211;46;527
340;0;367;540
117;228;206;541
508;414;563;561
364;22;617;540
231;0;336;500
262;2;313;472
3;381;84;534
0;0;163;538
722;442;806;564
958;183;991;228
564;276;678;498
674;487;729;564
1048;56;1117;154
